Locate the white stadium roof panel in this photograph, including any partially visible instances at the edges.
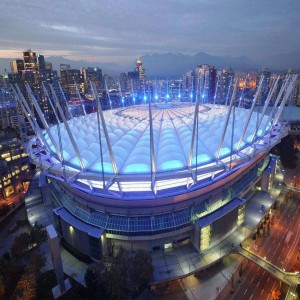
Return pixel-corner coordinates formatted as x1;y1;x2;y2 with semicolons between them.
42;103;273;175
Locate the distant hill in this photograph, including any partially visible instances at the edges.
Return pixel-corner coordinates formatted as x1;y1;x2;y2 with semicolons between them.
1;51;299;78
128;52;260;78
45;56;124;76
258;51;300;71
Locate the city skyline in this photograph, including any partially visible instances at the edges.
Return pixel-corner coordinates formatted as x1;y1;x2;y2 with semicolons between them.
0;0;299;65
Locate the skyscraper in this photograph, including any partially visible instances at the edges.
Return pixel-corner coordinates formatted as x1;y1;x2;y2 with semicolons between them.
60;69;83;98
195;64;217;102
119;72;128;93
134;57;145;81
81;67;103;95
23;50;38;71
37;54;46;71
220;67;234;101
10;60;24;74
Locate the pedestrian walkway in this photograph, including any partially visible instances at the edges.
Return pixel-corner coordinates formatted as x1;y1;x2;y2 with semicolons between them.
180;254;243;300
238;246;300;300
151;190;276;283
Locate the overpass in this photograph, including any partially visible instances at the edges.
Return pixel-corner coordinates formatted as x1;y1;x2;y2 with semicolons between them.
237;246;300;299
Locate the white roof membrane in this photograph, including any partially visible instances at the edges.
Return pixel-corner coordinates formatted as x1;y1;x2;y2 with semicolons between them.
44;103;271;175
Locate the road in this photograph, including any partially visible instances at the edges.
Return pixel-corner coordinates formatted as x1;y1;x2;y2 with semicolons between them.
250;190;300;272
231;260;289;300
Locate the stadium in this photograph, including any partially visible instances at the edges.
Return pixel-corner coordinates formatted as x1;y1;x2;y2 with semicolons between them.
16;74;296;260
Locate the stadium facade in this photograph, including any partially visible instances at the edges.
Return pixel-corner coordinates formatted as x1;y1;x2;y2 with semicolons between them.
15;74;297;260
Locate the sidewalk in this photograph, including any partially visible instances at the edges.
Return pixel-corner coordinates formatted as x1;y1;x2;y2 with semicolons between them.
151;190;276;283
180;254;243;300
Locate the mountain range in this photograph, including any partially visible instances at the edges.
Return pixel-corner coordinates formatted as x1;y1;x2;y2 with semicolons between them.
1;51;299;78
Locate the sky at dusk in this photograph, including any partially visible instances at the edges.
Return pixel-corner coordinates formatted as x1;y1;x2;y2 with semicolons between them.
0;0;299;64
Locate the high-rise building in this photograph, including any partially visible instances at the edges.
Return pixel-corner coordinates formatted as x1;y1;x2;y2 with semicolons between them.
60;69;83;98
10;60;25;74
81;67;103;95
23;50;38;71
37;54;45;71
134;57;145;81
119;73;128;93
220;67;234;101
195;64;217;102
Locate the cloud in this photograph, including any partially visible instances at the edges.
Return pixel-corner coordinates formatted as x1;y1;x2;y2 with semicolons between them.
0;0;299;63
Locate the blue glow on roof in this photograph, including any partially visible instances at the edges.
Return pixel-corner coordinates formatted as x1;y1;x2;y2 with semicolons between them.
90;162;114;174
161;160;184;171
190;93;193;98
155;95;158;100
124;163;150;173
192;154;211;165
178;93;181;98
234;141;245;150
218;147;231;158
257;129;263;136
166;94;170;99
246;135;253;142
143;95;147;102
202;94;204;99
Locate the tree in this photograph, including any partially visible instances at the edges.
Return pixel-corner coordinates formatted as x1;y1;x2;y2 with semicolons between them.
129;249;153;290
30;224;47;247
84;262;108;299
28;252;46;278
11;232;30;258
2;252;11;262
0;274;5;298
85;254;128;300
15;272;37;300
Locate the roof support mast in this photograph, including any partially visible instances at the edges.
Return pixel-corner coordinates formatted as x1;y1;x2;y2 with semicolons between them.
148;84;157;192
216;78;238;160
25;84;64;161
213;75;219;105
91;82;118;175
104;79;113;110
49;84;85;170
42;83;67;178
225;77;233;106
93;83;106;189
13;86;53;155
188;76;201;180
260;75;290;137
236;76;264;152
74;82;86;116
58;82;73;119
249;75;280;143
272;75;297;127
